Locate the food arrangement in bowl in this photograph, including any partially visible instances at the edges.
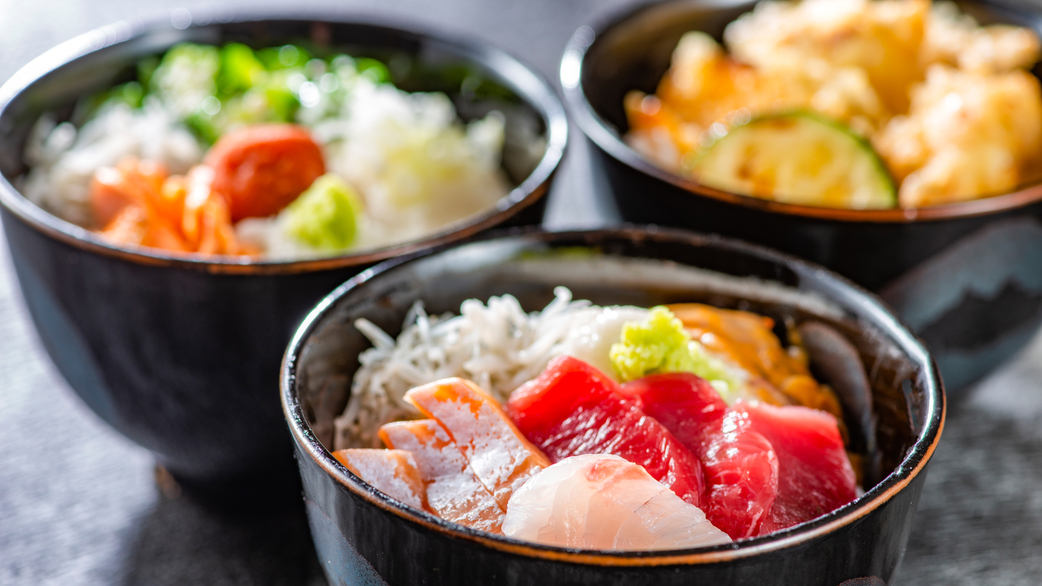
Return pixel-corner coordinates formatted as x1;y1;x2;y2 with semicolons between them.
0;16;565;497
563;0;1042;392
333;295;858;547
624;0;1042;210
22;40;527;259
283;229;943;585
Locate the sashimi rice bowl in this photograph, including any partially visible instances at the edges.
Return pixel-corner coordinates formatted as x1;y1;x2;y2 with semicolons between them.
283;230;943;584
335;293;858;548
12;32;552;261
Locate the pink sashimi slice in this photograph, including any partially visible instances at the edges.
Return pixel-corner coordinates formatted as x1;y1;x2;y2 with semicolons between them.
404;378;551;510
506;356;705;507
620;373;779;540
502;454;731;550
332;448;428;512
380;419;505;533
735;400;858;534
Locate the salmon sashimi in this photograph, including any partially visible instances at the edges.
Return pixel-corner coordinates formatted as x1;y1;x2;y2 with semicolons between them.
735;400;857;534
404;378;550;510
380;419;505;533
620;372;778;540
332;448;428;512
503;454;731;550
506;356;706;507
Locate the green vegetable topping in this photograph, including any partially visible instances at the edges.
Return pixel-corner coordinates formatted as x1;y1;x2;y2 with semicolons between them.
283;174;363;251
257;44;311;70
610;307;745;400
218;43;266;96
74;42;399;144
149;43;220;116
355;58;391;84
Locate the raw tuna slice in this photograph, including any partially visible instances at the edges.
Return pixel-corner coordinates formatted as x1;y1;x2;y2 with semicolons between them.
621;373;778;539
506;356;705;507
404;378;550;510
619;372;728;447
502;454;730;550
380;419;505;533
332;448;428;512
735;400;857;534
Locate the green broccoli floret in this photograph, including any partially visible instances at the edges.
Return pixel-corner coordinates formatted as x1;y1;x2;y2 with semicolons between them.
217;43;266;96
283;174;363;251
355;57;391;84
609;306;745;400
150;43;305;143
149;43;220;116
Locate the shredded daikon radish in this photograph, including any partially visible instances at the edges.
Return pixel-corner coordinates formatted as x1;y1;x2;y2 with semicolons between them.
334;287;647;449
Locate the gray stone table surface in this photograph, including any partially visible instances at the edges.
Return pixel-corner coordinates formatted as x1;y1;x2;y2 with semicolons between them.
2;0;1042;584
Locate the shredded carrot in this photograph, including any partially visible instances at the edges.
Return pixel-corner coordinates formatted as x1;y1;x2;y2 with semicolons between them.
89;157;249;257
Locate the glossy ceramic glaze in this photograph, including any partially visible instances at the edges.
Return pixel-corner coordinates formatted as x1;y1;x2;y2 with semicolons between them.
0;14;566;498
562;0;1042;392
282;228;945;585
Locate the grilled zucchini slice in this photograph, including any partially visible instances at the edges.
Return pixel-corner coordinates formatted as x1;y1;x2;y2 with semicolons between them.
688;112;896;209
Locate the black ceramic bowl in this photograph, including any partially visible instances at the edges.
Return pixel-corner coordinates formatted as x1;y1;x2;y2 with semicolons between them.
0;12;566;498
562;0;1042;393
282;228;944;585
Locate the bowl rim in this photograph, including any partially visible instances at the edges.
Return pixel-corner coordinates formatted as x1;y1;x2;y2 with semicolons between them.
559;0;1042;224
0;9;568;275
280;226;946;566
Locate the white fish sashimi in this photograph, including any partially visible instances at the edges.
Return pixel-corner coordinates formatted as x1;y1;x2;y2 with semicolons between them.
503;454;731;551
613;490;731;550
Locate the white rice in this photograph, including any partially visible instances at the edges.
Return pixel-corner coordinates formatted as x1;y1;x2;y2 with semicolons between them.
334;287;648;449
21;99;203;226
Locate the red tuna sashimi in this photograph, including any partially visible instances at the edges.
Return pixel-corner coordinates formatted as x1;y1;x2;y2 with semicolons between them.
735;400;857;534
621;373;778;539
506;356;705;507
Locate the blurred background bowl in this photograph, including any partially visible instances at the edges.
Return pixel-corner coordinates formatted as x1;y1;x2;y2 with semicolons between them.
0;13;566;502
282;227;944;586
562;0;1042;393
